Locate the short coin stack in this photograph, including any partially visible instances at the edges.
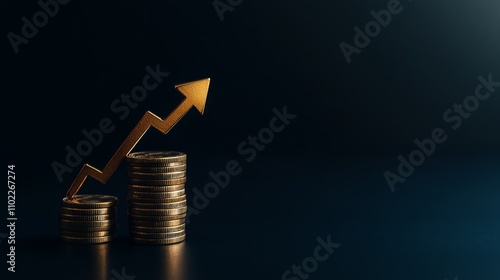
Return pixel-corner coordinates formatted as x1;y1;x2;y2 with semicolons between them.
126;151;187;245
59;194;118;244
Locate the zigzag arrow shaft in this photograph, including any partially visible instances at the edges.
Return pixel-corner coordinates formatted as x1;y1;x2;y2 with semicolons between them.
65;78;210;199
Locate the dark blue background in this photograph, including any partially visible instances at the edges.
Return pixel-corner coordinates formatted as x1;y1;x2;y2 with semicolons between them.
1;0;500;279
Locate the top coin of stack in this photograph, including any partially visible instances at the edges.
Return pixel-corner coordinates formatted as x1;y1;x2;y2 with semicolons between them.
126;151;188;245
59;194;118;244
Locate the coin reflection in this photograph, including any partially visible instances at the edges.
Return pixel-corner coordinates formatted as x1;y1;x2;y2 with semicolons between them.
63;242;109;280
160;242;186;280
90;243;110;280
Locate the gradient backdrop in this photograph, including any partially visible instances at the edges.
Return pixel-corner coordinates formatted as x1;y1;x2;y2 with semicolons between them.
2;0;500;279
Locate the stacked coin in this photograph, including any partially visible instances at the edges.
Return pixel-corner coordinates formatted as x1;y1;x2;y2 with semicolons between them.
126;151;187;245
60;194;118;244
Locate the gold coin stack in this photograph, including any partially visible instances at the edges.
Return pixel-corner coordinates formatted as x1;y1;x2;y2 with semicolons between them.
126;151;187;245
59;194;118;244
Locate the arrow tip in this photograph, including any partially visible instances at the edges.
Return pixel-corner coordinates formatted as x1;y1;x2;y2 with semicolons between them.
175;78;211;114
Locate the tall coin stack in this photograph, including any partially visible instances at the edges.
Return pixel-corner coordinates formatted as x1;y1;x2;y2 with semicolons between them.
59;194;118;244
126;151;187;245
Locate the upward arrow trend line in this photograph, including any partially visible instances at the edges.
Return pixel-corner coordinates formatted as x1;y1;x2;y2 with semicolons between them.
65;78;211;199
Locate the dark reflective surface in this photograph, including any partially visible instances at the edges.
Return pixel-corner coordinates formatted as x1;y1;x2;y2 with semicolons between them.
5;157;500;279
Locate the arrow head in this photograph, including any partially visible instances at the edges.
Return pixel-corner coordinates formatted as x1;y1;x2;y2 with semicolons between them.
175;78;210;114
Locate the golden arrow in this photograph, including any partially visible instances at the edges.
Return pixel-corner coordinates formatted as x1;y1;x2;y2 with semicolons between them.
65;78;211;199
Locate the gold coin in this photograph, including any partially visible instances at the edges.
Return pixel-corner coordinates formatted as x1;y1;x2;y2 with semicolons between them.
127;194;186;204
128;171;186;180
128;189;185;199
128;212;186;221
59;224;116;232
127;161;186;168
129;224;185;233
128;184;185;192
61;235;115;244
59;219;115;228
128;165;186;173
131;235;185;245
60;207;117;216
128;200;186;209
129;206;187;216
60;213;115;221
130;229;185;239
128;177;186;186
61;194;118;209
126;151;186;164
129;218;185;227
60;230;114;238
127;195;186;204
